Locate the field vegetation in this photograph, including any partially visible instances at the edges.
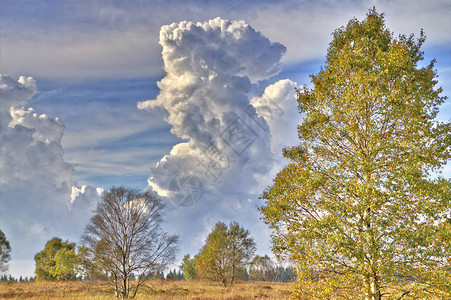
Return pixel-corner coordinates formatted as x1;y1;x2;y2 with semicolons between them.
0;280;292;299
1;279;447;299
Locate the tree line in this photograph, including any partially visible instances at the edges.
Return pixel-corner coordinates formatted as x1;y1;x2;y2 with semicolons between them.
180;253;296;283
1;187;291;299
30;219;296;285
0;275;35;282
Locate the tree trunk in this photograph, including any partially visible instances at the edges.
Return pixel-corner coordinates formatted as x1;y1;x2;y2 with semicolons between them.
365;275;381;300
114;273;119;298
222;275;227;287
122;276;128;299
363;204;381;300
127;275;130;298
231;264;235;286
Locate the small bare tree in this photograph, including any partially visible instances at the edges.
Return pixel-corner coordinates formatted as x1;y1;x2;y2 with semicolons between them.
82;187;179;299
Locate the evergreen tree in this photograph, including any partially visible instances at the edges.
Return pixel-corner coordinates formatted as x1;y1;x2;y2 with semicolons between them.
176;270;184;280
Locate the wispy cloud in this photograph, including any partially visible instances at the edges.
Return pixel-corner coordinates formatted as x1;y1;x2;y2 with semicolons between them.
3;0;449;79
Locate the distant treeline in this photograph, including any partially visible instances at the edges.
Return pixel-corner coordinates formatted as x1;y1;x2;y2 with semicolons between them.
1;267;295;283
0;275;36;282
164;265;296;282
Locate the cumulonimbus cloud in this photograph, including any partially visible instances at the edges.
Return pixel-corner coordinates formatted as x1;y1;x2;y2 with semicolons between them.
137;18;299;206
137;18;302;259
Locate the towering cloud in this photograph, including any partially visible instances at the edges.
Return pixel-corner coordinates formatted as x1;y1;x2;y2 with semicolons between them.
138;18;300;254
138;18;292;199
0;74;100;259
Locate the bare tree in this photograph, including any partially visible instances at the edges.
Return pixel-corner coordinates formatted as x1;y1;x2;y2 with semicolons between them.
82;187;179;299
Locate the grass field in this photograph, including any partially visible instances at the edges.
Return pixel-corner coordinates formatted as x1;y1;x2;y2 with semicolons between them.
2;280;448;299
0;280;293;299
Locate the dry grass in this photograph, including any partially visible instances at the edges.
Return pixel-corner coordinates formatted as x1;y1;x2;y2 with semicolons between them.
0;280;293;299
1;280;446;299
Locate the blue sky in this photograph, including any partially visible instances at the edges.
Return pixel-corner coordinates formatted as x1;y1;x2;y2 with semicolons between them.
1;0;450;278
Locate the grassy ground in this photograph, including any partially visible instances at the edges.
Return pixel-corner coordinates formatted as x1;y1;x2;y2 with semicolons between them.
0;280;293;299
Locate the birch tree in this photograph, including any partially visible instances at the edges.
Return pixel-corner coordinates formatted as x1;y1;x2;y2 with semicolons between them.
196;222;256;286
82;187;179;299
260;8;450;300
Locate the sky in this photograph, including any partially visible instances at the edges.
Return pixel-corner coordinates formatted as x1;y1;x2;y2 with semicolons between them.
1;0;450;278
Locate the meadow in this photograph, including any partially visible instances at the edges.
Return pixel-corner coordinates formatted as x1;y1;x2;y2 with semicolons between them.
0;280;292;299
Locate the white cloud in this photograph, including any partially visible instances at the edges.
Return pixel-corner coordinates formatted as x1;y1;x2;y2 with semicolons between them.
1;75;72;193
9;108;64;144
251;79;301;153
70;185;103;204
138;18;300;256
0;74;100;261
138;18;287;196
0;75;36;128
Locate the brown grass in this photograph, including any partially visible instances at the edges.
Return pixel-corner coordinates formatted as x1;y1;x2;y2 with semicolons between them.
0;280;293;299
